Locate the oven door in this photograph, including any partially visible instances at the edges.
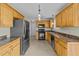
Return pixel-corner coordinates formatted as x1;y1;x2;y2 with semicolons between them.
38;30;45;40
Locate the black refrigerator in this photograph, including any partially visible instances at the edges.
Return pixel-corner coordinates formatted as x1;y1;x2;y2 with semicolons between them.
10;19;29;55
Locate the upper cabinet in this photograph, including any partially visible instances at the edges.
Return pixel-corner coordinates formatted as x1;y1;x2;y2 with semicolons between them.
0;4;13;27
36;20;50;28
56;4;79;27
56;13;62;27
49;19;54;28
13;8;24;19
0;3;24;27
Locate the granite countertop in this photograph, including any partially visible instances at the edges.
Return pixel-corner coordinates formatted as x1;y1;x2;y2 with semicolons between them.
52;27;79;37
0;36;19;47
50;27;79;42
36;28;52;32
51;32;79;42
57;33;79;42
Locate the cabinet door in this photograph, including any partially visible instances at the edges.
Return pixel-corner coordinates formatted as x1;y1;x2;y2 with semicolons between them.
10;38;20;56
62;10;66;27
50;20;53;28
55;37;60;55
0;45;11;56
55;37;67;56
1;49;11;56
45;21;50;28
36;32;38;40
47;32;51;43
67;5;74;27
1;4;13;27
11;45;20;56
13;10;24;19
62;47;67;56
56;42;61;56
75;4;79;26
56;13;62;27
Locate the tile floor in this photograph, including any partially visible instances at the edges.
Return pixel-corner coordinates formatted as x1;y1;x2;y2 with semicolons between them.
25;37;56;56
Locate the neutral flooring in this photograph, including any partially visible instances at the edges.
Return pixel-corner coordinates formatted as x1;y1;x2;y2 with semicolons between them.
25;37;56;56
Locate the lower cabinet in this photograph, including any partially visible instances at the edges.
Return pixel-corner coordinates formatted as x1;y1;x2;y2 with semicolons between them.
0;47;11;56
36;32;38;40
54;36;67;56
54;34;79;56
0;38;20;56
46;32;51;43
11;45;20;56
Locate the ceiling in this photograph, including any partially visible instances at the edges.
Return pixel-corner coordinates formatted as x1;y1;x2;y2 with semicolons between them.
9;3;68;20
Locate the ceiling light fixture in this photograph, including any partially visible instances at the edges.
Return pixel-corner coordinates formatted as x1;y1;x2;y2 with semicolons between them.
38;4;41;21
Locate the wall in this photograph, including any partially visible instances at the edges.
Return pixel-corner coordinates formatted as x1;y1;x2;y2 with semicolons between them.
30;20;36;37
0;28;10;37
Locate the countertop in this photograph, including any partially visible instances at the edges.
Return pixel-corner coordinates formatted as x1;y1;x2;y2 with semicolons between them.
52;27;79;37
55;33;79;42
36;28;52;32
50;27;79;42
36;27;79;37
0;37;19;47
51;32;79;42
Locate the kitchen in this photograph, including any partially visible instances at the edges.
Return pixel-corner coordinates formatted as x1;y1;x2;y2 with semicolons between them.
0;3;79;56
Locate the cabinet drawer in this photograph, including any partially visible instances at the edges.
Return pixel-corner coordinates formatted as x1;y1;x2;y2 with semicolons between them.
0;49;11;56
59;40;67;48
55;36;67;48
0;44;11;56
11;45;20;56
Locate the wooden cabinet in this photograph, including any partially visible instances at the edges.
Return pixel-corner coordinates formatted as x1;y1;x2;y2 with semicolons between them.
49;20;53;28
56;4;79;27
0;3;24;27
67;5;74;27
36;20;50;28
36;20;50;40
46;32;51;43
11;45;20;56
0;45;11;56
54;33;79;56
36;32;38;40
0;37;20;56
56;13;62;27
54;36;67;56
13;10;24;19
0;4;13;27
73;4;79;26
10;38;20;56
61;11;66;27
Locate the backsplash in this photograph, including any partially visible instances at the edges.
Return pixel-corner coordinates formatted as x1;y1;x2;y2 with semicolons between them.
0;28;10;37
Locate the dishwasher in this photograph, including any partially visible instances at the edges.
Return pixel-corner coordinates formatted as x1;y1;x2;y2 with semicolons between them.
51;33;55;48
